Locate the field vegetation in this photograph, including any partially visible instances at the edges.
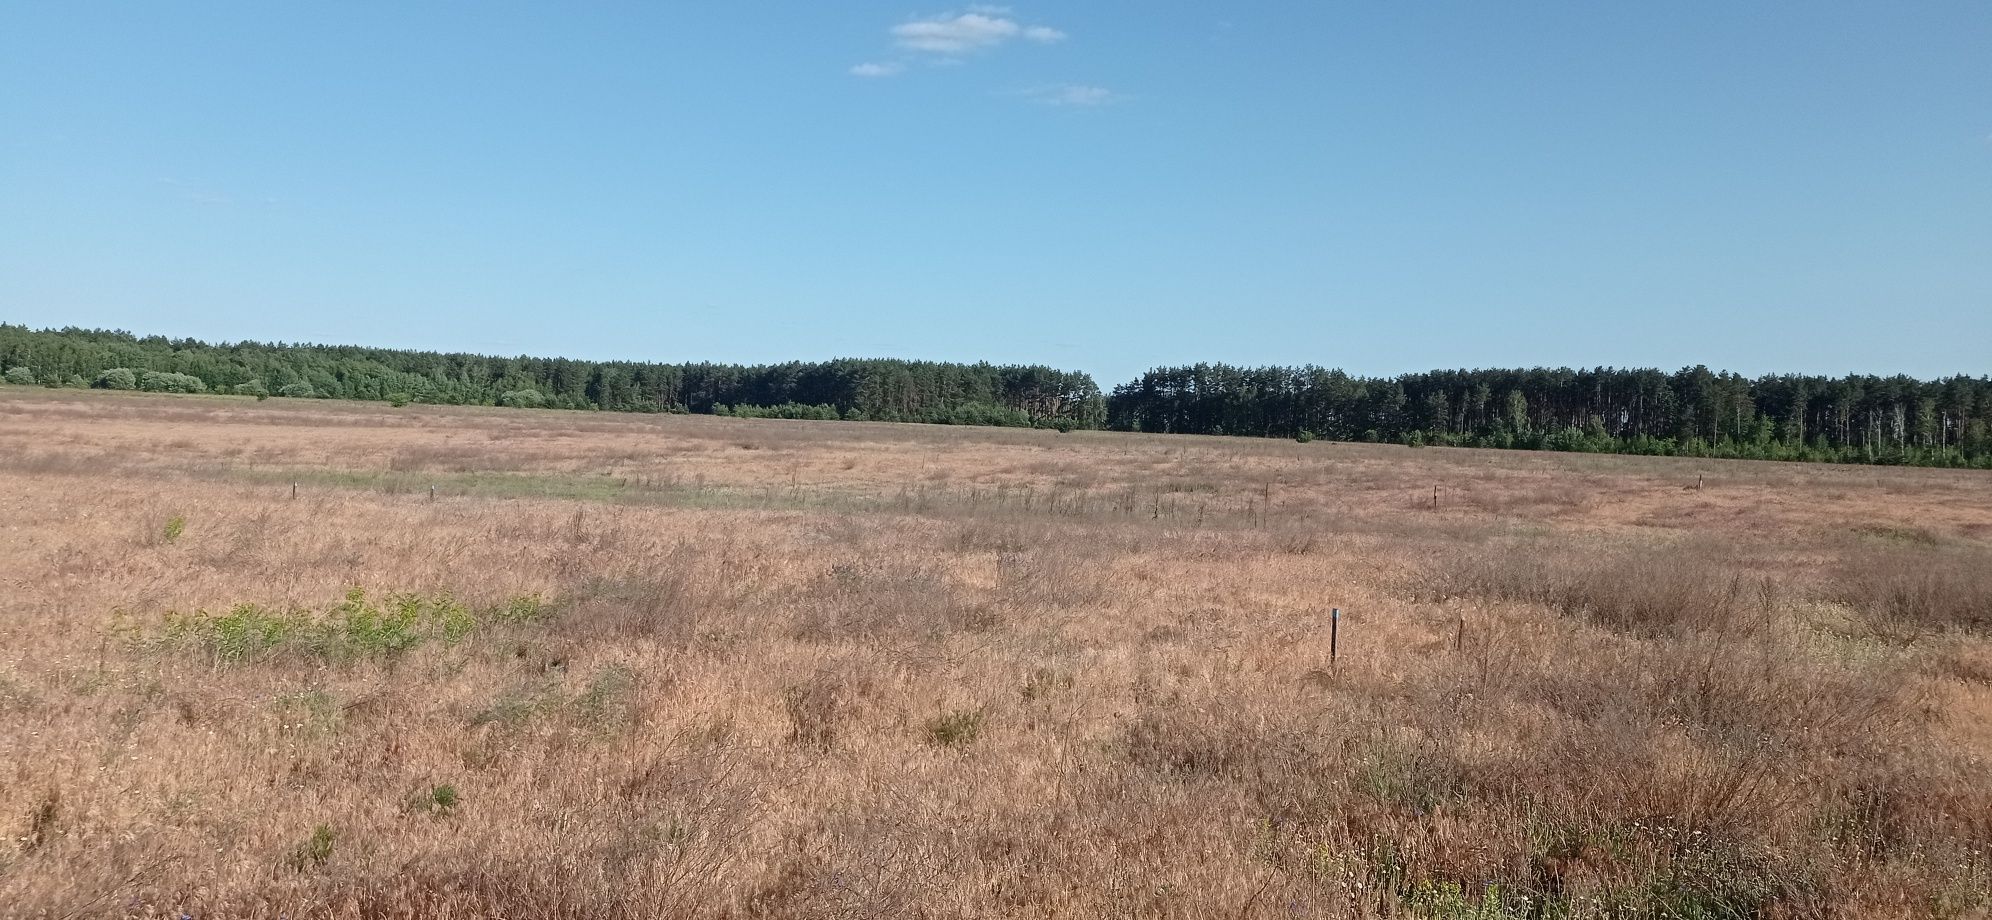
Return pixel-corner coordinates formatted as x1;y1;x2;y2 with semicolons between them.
1;388;1988;918
6;325;1991;468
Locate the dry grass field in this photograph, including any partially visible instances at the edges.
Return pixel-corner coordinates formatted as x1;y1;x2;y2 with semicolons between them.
2;388;1989;919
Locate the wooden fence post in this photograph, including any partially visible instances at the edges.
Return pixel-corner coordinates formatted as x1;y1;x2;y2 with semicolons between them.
1330;608;1340;666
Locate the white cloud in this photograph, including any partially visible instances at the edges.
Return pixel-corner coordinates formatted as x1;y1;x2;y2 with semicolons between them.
1027;84;1118;106
886;9;1066;55
892;12;1021;53
854;9;1072;79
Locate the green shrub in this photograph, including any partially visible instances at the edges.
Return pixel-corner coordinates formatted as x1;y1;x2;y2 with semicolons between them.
162;515;186;543
498;389;546;408
142;588;546;663
137;370;208;393
232;380;269;398
727;402;841;420
1403;881;1515;919
4;366;36;385
277;382;316;398
1295;429;1317;443
388;393;411;407
493;593;553;623
92;368;138;390
407;783;460;817
287;825;336;871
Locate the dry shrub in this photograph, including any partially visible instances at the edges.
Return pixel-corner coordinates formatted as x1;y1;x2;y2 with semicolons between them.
781;667;871;748
748;809;967;919
1455;479;1594;516
1432;541;1776;635
558;572;705;642
387;442;530;473
949;521;1031;554
789;559;994;641
1118;692;1339;821
994;546;1111;612
1831;547;1992;636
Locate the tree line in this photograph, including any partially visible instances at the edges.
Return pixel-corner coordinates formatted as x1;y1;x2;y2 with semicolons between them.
1108;364;1992;468
0;325;1105;428
3;324;1988;467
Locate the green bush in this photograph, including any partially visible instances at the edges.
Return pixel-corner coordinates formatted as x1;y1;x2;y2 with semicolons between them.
1295;429;1317;443
728;402;841;421
138;370;208;394
232;380;269;398
276;382;316;398
93;368;138;390
139;588;552;663
498;388;546;408
3;366;36;385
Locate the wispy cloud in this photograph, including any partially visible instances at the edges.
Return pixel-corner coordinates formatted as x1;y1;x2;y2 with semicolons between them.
1021;84;1120;107
160;177;232;205
892;12;1021;53
852;8;1067;75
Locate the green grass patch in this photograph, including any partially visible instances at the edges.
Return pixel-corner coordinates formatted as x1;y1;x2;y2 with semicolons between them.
286;824;336;872
924;707;986;747
123;588;553;664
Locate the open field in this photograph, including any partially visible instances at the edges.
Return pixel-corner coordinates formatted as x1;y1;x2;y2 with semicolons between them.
2;388;1989;919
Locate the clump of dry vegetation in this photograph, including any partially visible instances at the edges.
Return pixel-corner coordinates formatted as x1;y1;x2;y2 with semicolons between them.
1;389;1989;918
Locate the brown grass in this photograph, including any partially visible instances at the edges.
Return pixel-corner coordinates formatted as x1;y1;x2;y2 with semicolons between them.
1;388;1990;918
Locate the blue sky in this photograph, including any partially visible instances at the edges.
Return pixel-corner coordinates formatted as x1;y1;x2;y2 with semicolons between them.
3;2;1988;385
